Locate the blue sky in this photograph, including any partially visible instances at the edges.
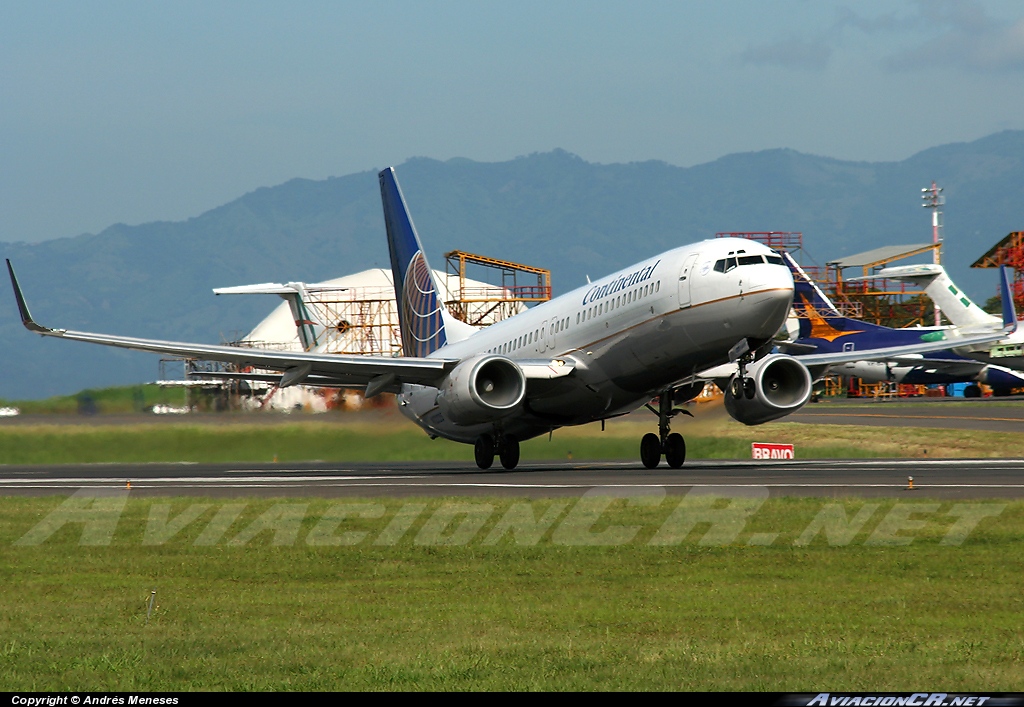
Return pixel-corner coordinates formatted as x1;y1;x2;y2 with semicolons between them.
3;0;1024;243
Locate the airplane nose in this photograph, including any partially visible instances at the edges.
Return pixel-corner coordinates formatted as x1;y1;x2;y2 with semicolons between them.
746;281;794;336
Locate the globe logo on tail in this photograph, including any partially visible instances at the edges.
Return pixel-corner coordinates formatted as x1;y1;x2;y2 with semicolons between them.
401;251;447;357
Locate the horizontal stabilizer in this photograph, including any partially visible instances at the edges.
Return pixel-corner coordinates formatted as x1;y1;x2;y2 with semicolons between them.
850;264;944;281
213;282;347;296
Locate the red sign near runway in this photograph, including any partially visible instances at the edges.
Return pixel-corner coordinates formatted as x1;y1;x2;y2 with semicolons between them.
752;442;795;460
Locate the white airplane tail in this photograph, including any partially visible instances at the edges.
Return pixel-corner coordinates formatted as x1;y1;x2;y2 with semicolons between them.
214;282;348;351
872;264;1000;329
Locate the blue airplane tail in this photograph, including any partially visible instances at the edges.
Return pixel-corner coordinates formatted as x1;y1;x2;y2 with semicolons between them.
379;167;449;358
790;274;952;352
792;280;834;334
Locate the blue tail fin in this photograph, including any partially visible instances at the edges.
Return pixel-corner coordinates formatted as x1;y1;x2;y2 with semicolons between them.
379;167;448;357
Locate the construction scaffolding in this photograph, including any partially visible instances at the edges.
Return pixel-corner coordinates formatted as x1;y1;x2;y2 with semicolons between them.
302;284;402;356
972;231;1024;313
444;250;552;325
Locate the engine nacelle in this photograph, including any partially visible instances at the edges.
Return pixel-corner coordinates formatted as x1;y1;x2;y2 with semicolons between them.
436;354;526;425
980;365;1024;392
723;354;812;426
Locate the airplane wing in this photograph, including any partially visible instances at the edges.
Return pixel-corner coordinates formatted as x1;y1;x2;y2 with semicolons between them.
7;259;575;392
8;259;453;389
696;325;1013;382
793;329;1011;368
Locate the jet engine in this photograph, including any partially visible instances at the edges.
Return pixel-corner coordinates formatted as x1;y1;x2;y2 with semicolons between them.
980;365;1024;395
437;354;526;425
723;354;812;426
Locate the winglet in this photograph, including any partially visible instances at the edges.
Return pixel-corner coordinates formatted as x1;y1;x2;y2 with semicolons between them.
1000;265;1017;334
6;259;53;334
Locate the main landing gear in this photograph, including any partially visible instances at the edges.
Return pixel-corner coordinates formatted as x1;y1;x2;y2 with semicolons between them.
640;387;692;469
474;432;520;470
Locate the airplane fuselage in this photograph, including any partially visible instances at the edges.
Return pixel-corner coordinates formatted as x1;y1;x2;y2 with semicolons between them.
398;237;794;443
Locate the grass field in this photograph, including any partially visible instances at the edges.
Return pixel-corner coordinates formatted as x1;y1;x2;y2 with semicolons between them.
1;401;1023;464
1;495;1021;691
3;402;1023;690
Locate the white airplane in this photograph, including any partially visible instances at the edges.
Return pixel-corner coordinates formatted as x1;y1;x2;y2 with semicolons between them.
868;263;1024;394
6;168;1011;469
212;281;349;352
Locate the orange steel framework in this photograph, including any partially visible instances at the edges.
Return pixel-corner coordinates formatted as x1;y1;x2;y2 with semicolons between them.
972;231;1024;314
444;250;552;325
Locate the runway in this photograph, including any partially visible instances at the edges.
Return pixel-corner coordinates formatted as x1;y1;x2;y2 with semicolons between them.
789;397;1024;432
2;458;1024;499
3;399;1024;500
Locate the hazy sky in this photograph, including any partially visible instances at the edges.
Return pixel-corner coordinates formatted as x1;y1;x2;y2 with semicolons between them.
4;0;1024;243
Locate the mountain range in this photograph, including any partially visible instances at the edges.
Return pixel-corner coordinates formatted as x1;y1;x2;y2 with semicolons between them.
3;131;1024;399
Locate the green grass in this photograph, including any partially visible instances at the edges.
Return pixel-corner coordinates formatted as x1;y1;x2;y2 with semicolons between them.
0;420;886;465
3;394;1022;690
1;407;1022;464
1;496;1021;690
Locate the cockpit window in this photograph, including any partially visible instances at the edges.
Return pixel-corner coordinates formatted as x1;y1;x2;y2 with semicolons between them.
714;251;785;272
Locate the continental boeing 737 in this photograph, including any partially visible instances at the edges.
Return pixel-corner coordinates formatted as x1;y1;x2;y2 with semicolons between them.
6;168;1012;469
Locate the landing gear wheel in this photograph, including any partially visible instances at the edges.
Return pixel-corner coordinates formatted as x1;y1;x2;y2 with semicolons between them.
664;432;686;469
964;384;982;398
499;435;520;470
730;378;743;399
743;377;756;400
640;433;661;469
474;434;495;470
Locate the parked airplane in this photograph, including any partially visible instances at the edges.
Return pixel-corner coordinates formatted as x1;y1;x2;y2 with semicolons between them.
6;169;1011;469
212;281;349;352
871;263;1024;388
781;256;1021;395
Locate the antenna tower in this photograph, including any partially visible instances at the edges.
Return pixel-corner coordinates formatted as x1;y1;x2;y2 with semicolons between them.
921;181;944;325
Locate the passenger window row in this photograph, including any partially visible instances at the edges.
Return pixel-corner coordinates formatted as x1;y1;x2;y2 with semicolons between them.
487;278;666;356
576;280;662;325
